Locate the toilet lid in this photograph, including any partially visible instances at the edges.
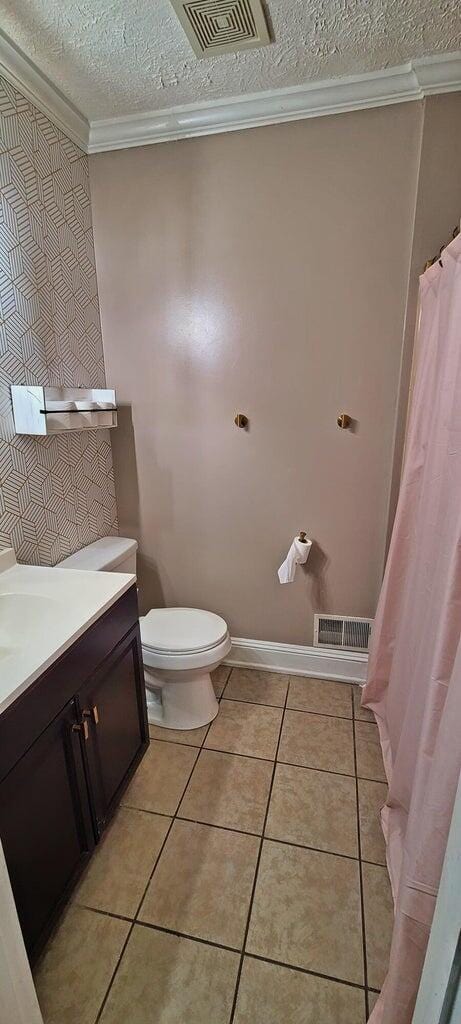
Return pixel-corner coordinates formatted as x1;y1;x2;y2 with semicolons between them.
140;607;229;655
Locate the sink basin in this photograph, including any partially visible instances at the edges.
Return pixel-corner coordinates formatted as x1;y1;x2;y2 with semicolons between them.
0;592;59;661
0;547;135;715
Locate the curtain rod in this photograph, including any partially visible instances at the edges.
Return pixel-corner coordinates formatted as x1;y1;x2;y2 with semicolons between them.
424;224;460;272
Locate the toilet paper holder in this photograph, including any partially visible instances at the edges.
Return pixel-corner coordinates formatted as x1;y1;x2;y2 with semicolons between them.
298;531;308;543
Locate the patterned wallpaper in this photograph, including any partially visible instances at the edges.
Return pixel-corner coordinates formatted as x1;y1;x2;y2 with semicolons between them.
0;75;118;565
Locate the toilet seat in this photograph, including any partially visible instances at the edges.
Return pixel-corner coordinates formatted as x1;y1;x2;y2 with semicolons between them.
140;607;229;656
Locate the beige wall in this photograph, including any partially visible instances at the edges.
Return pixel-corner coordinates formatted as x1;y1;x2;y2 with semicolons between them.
90;102;422;644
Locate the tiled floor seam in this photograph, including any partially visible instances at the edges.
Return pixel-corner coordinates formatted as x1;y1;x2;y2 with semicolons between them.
220;696;354;719
176;815;261;838
221;666;234;699
245;951;368;992
146;737;204;749
351;686;370;1016
204;743;355;774
81;806;386;868
94;744;201;1024
228;685;289;1024
72;908;374;995
127;747;383;784
78;905;133;925
171;815;385;867
133;920;241;953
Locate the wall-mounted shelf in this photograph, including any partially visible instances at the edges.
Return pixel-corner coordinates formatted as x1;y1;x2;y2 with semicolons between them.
10;386;118;435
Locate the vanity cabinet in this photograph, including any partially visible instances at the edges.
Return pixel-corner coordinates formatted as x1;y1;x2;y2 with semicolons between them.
78;628;146;837
0;586;148;962
0;698;95;958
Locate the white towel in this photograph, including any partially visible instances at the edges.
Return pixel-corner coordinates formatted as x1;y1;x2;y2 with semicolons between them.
278;536;312;584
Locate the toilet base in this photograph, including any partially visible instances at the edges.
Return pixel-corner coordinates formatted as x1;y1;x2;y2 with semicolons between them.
144;667;219;730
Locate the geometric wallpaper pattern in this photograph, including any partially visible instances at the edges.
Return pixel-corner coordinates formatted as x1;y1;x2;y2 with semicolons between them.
0;74;118;564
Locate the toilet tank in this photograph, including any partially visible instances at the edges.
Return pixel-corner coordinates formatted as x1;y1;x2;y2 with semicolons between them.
58;537;138;575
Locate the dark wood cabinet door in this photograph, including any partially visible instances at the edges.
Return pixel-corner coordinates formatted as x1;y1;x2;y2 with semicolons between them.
78;626;148;835
0;698;94;960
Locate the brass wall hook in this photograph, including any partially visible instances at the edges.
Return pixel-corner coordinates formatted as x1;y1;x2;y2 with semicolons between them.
337;413;352;429
234;413;249;428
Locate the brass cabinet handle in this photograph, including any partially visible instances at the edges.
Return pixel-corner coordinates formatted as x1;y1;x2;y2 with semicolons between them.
72;720;89;741
82;706;99;726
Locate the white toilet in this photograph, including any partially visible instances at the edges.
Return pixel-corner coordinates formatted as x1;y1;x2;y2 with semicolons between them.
58;537;231;730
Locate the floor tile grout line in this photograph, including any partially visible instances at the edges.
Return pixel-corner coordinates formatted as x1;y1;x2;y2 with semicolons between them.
94;745;201;1024
351;686;370;1016
176;815;262;838
147;737;203;749
80;909;371;1001
221;696;287;710
87;912;376;997
219;694;355;720
286;706;354;721
94;919;135;1024
118;805;385;866
219;665;234;700
136;926;371;995
121;803;173;819
221;696;354;719
141;738;386;783
150;734;360;776
259;834;360;862
203;742;358;775
135;919;241;954
246;951;367;992
228;684;289;1024
203;744;277;763
173;816;384;867
78;904;133;924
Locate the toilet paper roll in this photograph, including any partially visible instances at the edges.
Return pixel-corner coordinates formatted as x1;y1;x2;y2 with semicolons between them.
278;535;312;584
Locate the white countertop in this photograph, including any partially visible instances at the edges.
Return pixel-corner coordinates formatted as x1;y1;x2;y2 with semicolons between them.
0;548;136;715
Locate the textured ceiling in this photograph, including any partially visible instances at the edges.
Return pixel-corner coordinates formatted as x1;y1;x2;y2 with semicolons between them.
2;0;461;120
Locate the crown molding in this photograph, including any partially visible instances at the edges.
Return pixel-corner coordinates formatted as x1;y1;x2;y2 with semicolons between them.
88;51;461;153
0;29;460;156
0;30;89;151
413;51;461;94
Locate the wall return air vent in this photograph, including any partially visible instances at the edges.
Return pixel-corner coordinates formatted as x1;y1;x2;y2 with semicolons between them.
314;614;373;653
170;0;271;58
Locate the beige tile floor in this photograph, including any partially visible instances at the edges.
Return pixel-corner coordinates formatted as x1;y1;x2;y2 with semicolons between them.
34;667;393;1024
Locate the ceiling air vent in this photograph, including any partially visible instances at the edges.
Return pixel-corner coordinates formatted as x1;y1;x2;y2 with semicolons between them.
169;0;271;58
314;615;373;653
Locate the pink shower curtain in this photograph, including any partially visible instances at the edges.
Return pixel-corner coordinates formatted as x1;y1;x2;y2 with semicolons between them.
362;231;461;1024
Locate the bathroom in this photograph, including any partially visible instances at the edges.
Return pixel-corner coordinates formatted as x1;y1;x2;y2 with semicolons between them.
0;3;461;1023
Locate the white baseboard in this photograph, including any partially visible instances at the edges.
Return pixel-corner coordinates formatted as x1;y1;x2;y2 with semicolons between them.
225;637;368;684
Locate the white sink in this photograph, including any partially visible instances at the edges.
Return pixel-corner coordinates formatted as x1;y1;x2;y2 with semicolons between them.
0;547;135;714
